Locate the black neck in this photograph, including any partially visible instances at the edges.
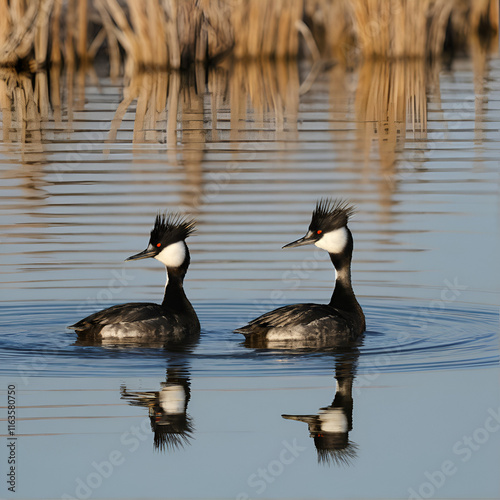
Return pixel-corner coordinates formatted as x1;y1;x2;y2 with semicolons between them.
161;245;193;313
328;228;364;324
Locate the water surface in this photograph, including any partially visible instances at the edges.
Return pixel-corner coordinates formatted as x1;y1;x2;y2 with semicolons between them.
1;53;499;498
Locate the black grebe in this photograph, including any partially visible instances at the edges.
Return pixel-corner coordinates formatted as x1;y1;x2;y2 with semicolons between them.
235;199;365;344
69;213;200;342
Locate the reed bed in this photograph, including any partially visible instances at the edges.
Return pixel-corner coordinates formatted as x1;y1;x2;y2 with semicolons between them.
0;0;118;70
97;0;234;69
349;0;433;58
1;0;497;70
231;0;304;59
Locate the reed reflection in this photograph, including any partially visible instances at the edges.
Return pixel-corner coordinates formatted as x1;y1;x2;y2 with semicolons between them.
111;58;300;146
108;59;301;210
0;63;98;164
355;59;428;171
283;349;359;466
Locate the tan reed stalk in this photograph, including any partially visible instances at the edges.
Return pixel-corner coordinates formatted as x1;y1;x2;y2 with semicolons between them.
206;63;231;143
166;70;180;153
87;29;106;59
0;72;13;143
0;0;11;50
14;82;26;143
49;65;62;123
179;72;206;166
64;63;74;123
155;70;168;114
34;0;53;67
144;73;159;142
106;73;141;150
65;0;76;67
128;1;151;66
34;71;50;123
488;0;499;32
162;0;181;69
133;73;151;142
77;0;88;61
151;2;168;67
50;0;63;64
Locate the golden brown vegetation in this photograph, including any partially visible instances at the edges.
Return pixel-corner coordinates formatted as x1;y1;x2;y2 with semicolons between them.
0;0;498;69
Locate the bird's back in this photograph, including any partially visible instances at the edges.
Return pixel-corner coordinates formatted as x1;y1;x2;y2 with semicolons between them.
70;301;200;342
235;302;363;347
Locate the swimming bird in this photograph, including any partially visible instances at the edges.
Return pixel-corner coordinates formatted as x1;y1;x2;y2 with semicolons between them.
235;199;365;345
69;213;200;342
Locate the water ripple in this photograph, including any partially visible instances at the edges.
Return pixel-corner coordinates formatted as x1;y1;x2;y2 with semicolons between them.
0;301;497;378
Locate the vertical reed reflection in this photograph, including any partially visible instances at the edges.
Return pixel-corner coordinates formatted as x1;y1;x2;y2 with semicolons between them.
0;64;96;149
355;59;428;171
108;59;301;208
1;44;498;219
352;59;436;218
0;64;101;213
470;33;498;147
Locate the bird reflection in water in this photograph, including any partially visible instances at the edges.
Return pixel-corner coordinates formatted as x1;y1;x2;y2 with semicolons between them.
120;348;194;452
283;349;359;466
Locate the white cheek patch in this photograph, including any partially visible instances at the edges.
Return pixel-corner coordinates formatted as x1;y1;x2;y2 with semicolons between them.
159;385;186;414
314;226;348;254
154;241;186;267
319;408;348;433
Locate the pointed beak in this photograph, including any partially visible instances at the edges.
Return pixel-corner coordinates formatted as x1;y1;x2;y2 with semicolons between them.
282;414;317;424
125;245;157;261
282;231;317;249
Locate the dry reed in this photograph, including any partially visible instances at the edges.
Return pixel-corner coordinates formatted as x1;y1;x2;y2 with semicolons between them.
1;0;499;70
0;0;108;67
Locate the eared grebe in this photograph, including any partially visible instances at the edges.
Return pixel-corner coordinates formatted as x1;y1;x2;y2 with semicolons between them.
235;199;365;344
69;213;200;342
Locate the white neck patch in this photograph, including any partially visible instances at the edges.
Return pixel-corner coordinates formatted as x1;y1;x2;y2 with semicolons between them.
154;241;186;267
319;408;348;433
159;385;186;414
314;226;348;254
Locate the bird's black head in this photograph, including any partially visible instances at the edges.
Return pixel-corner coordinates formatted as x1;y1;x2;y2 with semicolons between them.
308;199;354;235
126;212;196;267
149;213;196;250
283;199;354;253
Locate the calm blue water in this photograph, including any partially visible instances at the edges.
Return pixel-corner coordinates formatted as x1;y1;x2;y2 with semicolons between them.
1;52;500;498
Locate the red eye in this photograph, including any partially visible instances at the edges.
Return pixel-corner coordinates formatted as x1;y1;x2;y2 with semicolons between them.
156;243;161;248
317;230;322;235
